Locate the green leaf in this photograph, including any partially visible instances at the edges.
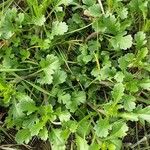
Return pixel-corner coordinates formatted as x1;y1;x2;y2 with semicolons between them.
12;101;25;120
59;91;86;112
51;21;68;36
120;112;138;121
104;102;122;117
16;13;25;24
0;82;15;104
117;7;128;19
126;80;139;93
39;105;56;121
57;0;73;6
76;135;89;150
16;93;37;115
40;39;51;50
30;121;45;136
123;95;136;112
53;70;67;85
92;17;107;33
89;142;101;150
88;4;101;17
32;15;46;26
107;143;116;150
77;120;91;138
58;110;71;122
99;66;116;80
137;106;150;123
38;54;60;84
139;79;150;90
111;83;124;103
121;106;150;123
23;114;39;128
82;0;96;6
110;35;133;50
58;92;71;104
20;49;30;61
15;129;31;144
110;121;128;139
91;67;100;78
136;47;148;61
0;8;18;39
77;44;93;64
72;13;85;26
92;14;121;34
110;139;122;150
118;53;135;70
129;0;148;19
39;127;48;141
64;120;78;133
114;72;125;83
135;31;147;49
94;118;112;138
72;91;86;104
49;129;67;150
68;91;86;112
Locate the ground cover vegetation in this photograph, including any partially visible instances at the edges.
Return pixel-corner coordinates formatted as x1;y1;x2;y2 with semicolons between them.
0;0;150;149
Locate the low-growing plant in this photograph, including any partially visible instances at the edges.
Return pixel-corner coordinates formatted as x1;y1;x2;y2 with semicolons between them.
0;0;150;149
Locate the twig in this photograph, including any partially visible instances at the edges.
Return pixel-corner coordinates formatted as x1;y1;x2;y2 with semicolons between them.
0;144;32;150
98;0;105;15
130;135;150;149
0;146;17;150
51;121;61;125
85;32;99;42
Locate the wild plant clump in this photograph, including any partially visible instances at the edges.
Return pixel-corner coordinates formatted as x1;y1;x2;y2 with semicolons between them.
0;0;150;149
